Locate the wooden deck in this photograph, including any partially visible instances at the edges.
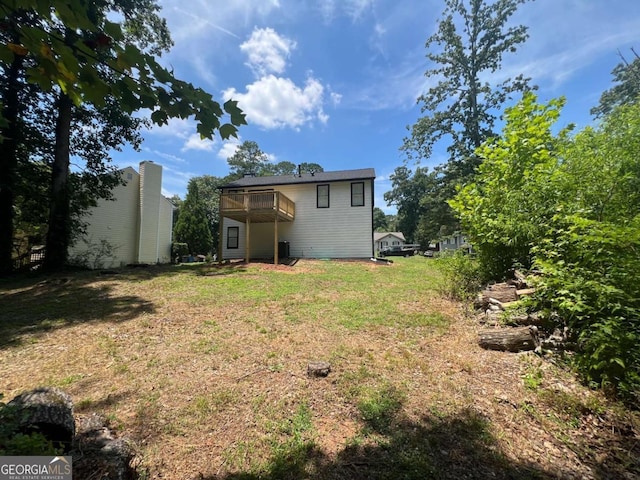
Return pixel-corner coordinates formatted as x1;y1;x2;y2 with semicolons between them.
220;191;295;223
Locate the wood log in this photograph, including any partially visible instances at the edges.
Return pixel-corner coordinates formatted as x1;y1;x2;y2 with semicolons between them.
478;327;538;352
506;313;544;327
516;288;536;298
475;283;518;310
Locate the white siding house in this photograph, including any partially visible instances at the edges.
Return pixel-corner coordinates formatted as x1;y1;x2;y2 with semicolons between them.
374;232;406;252
219;168;375;261
68;161;173;268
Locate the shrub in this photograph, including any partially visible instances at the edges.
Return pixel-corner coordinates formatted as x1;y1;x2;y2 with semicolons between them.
531;215;640;406
435;250;484;300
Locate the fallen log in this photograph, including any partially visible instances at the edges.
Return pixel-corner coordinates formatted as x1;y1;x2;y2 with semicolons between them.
478;326;539;352
475;283;518;310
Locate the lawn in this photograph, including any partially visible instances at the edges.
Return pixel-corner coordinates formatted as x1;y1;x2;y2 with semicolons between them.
0;258;638;479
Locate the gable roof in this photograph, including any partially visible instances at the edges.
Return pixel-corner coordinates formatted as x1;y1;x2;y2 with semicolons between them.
219;168;376;189
374;232;406;242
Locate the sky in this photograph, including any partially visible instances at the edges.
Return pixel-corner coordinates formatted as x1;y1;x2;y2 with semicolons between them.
110;0;640;213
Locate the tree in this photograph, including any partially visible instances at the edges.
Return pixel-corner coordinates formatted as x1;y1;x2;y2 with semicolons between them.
383;166;432;242
189;175;225;249
227;141;270;179
449;92;568;278
373;207;389;231
226;141;324;179
173;179;213;255
591;50;640;119
400;0;535;239
0;0;246;274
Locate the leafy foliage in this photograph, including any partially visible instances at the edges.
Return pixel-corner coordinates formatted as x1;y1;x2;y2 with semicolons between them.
591;51;640;119
450;92;570;279
400;0;535;240
451;93;640;403
174;179;213;255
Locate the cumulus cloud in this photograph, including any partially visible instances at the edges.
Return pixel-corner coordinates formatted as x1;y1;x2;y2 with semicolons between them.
224;74;328;129
216;137;242;160
241;27;296;77
182;133;215;152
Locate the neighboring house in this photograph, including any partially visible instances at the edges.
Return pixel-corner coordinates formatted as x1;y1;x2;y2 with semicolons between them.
68;161;174;268
374;232;406;252
438;232;471;252
218;168;376;262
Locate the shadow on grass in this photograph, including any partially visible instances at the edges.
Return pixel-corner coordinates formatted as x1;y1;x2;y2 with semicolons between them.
0;262;252;349
209;408;560;480
0;272;154;350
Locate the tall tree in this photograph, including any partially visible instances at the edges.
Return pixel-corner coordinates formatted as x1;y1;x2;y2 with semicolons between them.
0;0;245;273
400;0;535;239
591;50;640;118
190;175;224;249
174;179;213;255
227;141;270;179
373;207;389;231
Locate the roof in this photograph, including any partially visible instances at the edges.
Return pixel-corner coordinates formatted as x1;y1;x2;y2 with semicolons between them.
219;168;376;189
374;232;406;242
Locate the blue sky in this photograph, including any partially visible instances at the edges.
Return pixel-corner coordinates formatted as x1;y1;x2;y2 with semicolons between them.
110;0;640;213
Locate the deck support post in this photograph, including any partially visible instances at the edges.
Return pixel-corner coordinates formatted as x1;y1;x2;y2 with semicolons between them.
274;215;279;265
245;217;251;263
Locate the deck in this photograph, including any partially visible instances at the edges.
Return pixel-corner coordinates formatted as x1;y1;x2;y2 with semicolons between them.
220;191;295;223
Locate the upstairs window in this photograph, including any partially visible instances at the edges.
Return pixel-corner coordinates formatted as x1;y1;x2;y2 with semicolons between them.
317;184;330;208
351;182;365;207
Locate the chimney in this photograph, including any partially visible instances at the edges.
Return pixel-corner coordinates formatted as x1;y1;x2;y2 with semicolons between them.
297;164;302;177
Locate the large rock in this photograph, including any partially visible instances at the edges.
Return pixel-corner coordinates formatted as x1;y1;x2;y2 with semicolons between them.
71;414;136;480
8;387;75;451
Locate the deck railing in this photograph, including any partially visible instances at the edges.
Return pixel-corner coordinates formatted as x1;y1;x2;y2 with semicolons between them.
220;191;295;220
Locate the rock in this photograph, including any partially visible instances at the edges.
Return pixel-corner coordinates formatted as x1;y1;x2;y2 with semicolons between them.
307;361;331;377
8;387;75;451
71;414;135;480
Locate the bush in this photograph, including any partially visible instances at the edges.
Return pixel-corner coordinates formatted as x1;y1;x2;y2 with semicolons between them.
172;242;189;260
532;215;640;406
435;250;484;300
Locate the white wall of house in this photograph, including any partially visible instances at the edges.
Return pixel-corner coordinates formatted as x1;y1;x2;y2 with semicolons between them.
221;179;374;259
374;233;405;252
68;161;173;268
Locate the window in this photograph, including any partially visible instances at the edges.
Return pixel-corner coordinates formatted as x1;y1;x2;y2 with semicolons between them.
381;241;388;247
351;182;365;207
392;241;400;245
317;184;329;208
227;226;239;249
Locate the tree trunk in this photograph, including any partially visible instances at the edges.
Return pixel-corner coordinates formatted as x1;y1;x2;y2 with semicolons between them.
478;327;538;352
0;52;24;275
44;92;73;272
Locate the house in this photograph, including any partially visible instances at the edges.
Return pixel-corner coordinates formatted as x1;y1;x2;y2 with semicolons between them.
374;232;406;253
68;161;174;268
218;168;376;262
438;232;471;252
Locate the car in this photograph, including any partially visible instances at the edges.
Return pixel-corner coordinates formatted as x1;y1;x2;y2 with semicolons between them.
379;245;417;257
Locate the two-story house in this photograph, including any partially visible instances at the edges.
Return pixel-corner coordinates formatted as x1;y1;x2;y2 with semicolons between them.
218;168;376;263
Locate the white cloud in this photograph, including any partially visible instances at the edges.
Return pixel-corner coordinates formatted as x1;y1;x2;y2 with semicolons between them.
241;27;296;77
216;137;242;160
317;0;374;22
224;75;328;129
182;133;215;152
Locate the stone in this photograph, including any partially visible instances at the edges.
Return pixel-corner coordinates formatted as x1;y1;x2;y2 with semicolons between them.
307;361;331;377
8;387;75;450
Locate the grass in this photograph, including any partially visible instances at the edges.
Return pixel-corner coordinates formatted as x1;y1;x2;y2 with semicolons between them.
0;257;638;479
